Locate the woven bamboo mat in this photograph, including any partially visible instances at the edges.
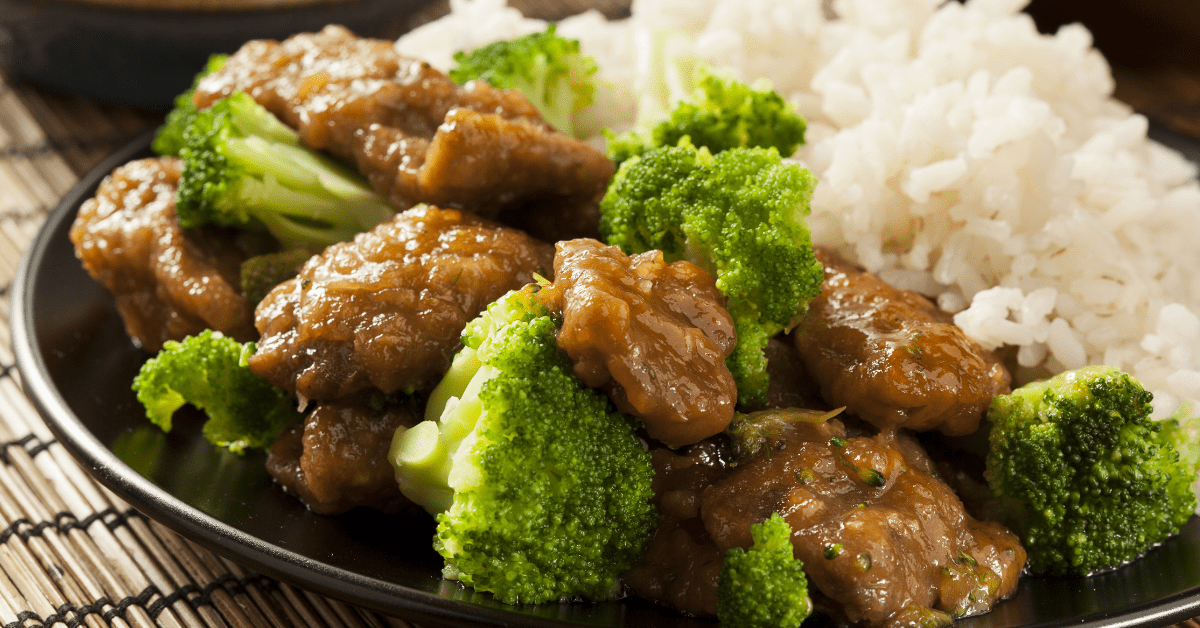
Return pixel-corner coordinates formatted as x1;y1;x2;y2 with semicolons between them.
2;1;1200;627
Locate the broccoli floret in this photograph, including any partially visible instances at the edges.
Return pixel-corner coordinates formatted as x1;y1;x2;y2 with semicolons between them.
599;141;823;403
388;287;656;604
717;512;812;628
449;24;597;138
1160;402;1200;475
152;54;228;158
657;73;805;156
984;365;1199;575
602;127;653;167
131;330;299;454
175;91;394;248
608;72;806;166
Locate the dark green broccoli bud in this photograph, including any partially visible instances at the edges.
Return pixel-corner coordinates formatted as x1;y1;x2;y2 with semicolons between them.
152;54;228;157
654;73;805;157
606;72;806;166
717;512;812;628
726;407;844;460
984;365;1199;575
240;248;313;304
132;330;299;454
602;128;653;166
388;287;656;604
449;24;598;138
176;91;394;249
599;141;823;403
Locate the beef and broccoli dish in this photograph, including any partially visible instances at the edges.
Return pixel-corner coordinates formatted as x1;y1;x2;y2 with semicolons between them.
69;17;1200;628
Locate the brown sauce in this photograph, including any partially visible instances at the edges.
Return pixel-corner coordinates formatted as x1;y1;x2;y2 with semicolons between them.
702;413;1025;627
793;249;1011;436
536;239;738;447
69;156;266;352
249;205;553;401
266;397;419;514
622;438;732;617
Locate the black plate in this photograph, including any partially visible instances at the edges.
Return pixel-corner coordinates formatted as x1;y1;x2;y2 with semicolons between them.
13;132;1200;628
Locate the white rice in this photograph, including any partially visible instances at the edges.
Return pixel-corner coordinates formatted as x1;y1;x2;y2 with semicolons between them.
398;0;1200;420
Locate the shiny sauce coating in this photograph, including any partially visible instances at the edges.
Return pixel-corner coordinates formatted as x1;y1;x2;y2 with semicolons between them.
702;415;1026;627
793;249;1011;436
267;397;419;514
249;205;553;400
69;157;263;351
194;25;614;215
537;239;738;448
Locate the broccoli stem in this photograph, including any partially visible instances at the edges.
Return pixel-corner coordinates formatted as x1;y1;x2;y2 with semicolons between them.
392;346;492;515
425;346;483;422
224;136;393;231
176;91;396;249
390;421;454;512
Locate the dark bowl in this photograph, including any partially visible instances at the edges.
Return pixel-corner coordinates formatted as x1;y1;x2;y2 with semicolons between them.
0;0;432;110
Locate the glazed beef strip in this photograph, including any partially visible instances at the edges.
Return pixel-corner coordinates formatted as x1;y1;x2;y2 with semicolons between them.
249;205;554;401
194;25;614;216
69;157;270;352
535;239;739;448
702;412;1025;627
267;396;420;515
793;248;1011;436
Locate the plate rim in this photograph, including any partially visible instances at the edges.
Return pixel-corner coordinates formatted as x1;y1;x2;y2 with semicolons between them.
11;130;1200;628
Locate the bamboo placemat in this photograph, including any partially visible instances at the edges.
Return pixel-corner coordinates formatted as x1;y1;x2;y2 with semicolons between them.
2;1;1200;627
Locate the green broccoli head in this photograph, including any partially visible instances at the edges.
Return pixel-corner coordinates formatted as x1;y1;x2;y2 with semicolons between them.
599;141;823;403
984;365;1199;575
602;128;654;168
449;24;598;138
176;91;394;249
131;330;299;453
152;54;228;158
606;71;806;167
654;73;805;157
388;287;656;604
717;512;812;628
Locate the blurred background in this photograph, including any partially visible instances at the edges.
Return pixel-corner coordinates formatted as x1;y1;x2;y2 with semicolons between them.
0;0;633;176
0;0;1196;173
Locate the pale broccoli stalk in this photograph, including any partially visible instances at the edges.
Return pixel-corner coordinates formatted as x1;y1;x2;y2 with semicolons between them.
1160;401;1200;475
388;287;656;604
985;365;1200;575
131;330;299;454
717;512;812;628
606;71;807;166
176;91;394;249
599;140;823;404
152;54;228;158
449;24;598;138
